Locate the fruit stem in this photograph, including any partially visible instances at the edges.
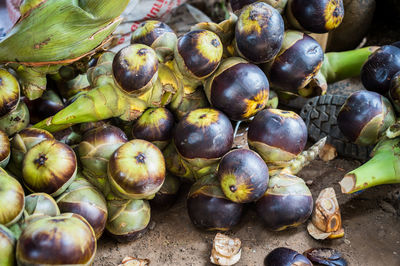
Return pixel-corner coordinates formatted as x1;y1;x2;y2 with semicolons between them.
281;137;327;176
339;138;400;193
321;46;379;83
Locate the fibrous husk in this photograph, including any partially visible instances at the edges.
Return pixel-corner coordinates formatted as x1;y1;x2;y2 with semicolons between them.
307;187;344;240
118;256;150;266
210;233;241;265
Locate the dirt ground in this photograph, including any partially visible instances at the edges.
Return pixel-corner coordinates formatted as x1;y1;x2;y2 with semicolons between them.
94;130;400;265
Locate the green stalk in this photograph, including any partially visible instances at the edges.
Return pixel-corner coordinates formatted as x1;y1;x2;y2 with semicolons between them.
321;46;379;83
339;138;400;194
33;52;173;132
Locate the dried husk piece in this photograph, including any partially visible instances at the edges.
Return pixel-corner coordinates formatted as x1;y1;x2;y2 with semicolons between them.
210;233;241;266
307;187;344;240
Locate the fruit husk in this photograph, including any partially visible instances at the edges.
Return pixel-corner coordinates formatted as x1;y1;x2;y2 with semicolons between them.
151;172;181;210
0;0;130;100
168;84;209;120
22;139;78;197
187;174;243;231
163;142;195;182
106;198;151;243
56;177;108;240
0;224;16;266
16;213;97;265
210;233;242;266
0;168;25;227
307;187;344;240
24;192;60;220
0;101;29;136
0;130;10;168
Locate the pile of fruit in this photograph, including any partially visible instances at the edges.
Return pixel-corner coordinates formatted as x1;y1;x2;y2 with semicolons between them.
0;0;398;265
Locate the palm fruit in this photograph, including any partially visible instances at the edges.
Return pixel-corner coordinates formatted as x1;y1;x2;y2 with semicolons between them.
234;2;284;64
267;30;324;94
16;213;96;265
131;107;175;150
218;149;269;203
248;109;308;172
78;124;127;195
0;101;29;136
0;0;130;100
167;30;223;98
0;225;16;266
361;45;400;95
0;68;20;118
112;44;159;97
187;174;243;231
256;137;326;231
264;247;312;266
0;130;10;168
256;173;313;231
56;177;108;239
108;139;165;200
173;108;233;180
10;128;54;173
22;139;77;197
337;91;396;146
0;168;25;226
204;57;269;121
287;0;344;33
131;20;177;61
106;197;151;242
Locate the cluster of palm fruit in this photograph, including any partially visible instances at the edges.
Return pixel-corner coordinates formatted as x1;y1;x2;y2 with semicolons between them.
0;0;382;264
336;42;400;194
